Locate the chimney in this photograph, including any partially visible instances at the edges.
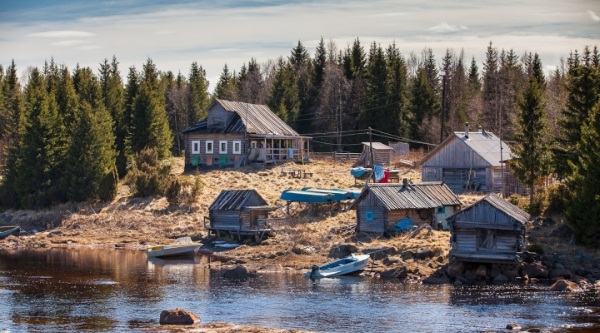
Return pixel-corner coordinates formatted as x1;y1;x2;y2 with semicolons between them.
402;178;408;189
465;122;469;139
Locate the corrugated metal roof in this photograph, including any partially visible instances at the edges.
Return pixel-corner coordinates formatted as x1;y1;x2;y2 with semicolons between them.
361;142;393;150
209;190;268;211
351;182;461;210
183;99;303;137
420;130;513;167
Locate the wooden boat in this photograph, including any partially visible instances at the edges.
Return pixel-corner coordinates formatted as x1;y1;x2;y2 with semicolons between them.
0;226;21;239
146;237;201;258
280;188;360;203
305;254;370;278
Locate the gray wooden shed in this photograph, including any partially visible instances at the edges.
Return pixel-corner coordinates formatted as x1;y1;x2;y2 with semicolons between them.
205;190;278;239
349;181;462;233
420;124;527;196
352;142;393;167
447;193;529;264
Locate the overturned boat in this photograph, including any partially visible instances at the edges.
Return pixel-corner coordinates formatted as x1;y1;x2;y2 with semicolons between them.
305;254;370;278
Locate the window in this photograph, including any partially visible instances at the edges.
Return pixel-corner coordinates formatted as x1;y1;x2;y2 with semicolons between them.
191;140;200;154
205;140;213;154
365;210;374;221
233;141;242;154
250;140;257;148
219;140;227;154
436;206;445;214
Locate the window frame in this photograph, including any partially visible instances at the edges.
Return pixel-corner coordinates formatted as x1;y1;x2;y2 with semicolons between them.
233;140;242;154
205;140;214;154
219;140;228;154
191;140;200;154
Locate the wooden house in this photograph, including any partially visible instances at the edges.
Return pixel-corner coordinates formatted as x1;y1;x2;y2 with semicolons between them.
352;142;393;168
447;193;529;264
205;190;279;239
349;180;462;233
420;124;528;196
182;99;311;170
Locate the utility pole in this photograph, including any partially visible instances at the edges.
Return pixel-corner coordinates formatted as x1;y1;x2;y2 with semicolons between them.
369;127;375;183
440;72;447;143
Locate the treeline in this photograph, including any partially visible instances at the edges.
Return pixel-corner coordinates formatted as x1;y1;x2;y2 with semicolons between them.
0;39;599;245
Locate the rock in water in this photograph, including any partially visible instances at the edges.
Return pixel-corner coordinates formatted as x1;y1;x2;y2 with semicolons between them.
159;308;200;325
550;279;582;292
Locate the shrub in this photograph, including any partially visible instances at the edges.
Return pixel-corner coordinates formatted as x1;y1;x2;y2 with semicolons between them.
527;243;544;254
541;183;569;214
127;148;173;198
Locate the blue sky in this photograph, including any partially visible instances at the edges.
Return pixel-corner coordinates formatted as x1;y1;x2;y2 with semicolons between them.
1;0;599;91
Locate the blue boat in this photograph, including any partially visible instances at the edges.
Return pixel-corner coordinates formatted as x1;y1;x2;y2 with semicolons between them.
0;226;21;239
280;188;360;203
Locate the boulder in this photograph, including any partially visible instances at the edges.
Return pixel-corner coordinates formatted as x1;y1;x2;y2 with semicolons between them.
362;246;397;260
492;274;509;284
522;263;549;279
550;279;582;292
380;265;408;279
506;323;521;330
383;256;403;266
446;261;464;279
222;265;257;281
400;250;415;260
549;268;572;279
159;308;200;325
415;247;434;260
328;243;358;258
475;265;487;278
422;274;450;285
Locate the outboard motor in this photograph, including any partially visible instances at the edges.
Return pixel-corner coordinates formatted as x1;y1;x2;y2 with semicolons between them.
309;265;320;281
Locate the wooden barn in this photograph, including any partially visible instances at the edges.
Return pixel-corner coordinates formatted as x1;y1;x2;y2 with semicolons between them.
420;124;527;196
447;193;529;264
182;99;311;170
205;190;279;239
349;180;462;233
352;142;393;168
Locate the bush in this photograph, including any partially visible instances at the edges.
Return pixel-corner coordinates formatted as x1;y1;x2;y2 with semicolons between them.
166;176;204;206
541;183;569;214
127;148;173;198
526;243;544;254
98;166;118;202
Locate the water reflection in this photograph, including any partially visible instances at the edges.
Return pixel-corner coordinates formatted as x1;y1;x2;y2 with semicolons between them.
0;248;599;332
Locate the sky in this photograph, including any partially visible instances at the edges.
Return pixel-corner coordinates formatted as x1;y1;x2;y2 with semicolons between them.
1;0;599;91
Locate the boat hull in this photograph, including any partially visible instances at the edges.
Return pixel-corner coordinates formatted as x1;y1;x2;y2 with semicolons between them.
305;254;370;278
0;226;21;239
146;244;201;258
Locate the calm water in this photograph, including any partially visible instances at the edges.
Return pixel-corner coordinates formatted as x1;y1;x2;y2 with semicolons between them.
0;248;599;333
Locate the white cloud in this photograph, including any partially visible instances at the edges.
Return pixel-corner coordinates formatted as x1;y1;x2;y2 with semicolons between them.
588;10;600;21
52;40;90;47
428;22;468;33
28;30;95;38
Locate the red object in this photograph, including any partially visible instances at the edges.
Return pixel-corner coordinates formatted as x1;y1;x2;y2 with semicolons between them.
379;169;389;183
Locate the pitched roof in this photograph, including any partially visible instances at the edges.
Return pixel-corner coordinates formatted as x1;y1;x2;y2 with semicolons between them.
183;99;304;137
421;130;513;167
350;182;461;210
209;190;268;211
361;142;393;150
449;193;530;224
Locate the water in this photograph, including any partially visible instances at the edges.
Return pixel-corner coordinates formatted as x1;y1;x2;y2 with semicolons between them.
0;248;599;332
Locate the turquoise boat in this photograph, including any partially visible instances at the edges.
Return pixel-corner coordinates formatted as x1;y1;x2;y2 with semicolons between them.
280;188;360;203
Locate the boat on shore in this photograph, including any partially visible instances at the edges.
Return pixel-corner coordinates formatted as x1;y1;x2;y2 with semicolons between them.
0;226;21;240
305;254;370;278
146;237;201;258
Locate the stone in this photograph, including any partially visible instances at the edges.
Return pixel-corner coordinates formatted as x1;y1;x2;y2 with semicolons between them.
489;264;502;279
549;268;572;279
422;274;450;285
506;322;521;330
415;247;434;260
446;260;464;279
159;308;200;325
492;274;509;284
362;246;397;260
328;243;358;258
222;265;257;281
475;265;487;278
400;250;415;260
522;263;549;279
380;265;408;279
550;279;582;292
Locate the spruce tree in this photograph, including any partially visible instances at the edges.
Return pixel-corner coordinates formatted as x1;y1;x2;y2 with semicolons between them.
566;99;600;246
554;47;600;178
268;57;299;123
363;42;389;133
512;71;549;209
386;42;409;138
213;64;238;100
188;61;210;123
408;67;438;142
